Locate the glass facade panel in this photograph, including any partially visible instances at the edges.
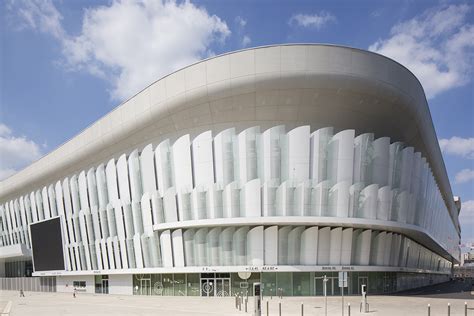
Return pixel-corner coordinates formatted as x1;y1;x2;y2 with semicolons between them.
173;274;186;296
293;272;311;296
186;273;200;296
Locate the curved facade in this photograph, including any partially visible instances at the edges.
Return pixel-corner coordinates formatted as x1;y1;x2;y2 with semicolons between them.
0;44;461;297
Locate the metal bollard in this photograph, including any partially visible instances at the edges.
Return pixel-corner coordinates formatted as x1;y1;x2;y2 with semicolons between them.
267;300;269;316
279;301;282;316
239;295;242;311
301;302;304;316
348;303;351;316
448;302;451;316
427;304;430;316
235;295;238;309
465;302;468;316
245;298;248;313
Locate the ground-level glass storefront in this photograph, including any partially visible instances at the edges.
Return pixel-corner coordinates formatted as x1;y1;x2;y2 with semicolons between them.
132;271;448;297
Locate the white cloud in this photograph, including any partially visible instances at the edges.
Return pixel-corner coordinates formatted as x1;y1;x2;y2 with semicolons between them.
9;0;231;101
460;200;474;224
0;123;42;181
455;169;474;184
288;12;336;30
241;35;251;48
369;5;474;99
234;15;251;48
8;0;64;39
235;16;247;28
439;136;474;159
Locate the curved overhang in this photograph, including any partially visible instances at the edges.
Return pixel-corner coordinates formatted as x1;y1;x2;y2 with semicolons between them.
0;44;459;232
152;217;457;263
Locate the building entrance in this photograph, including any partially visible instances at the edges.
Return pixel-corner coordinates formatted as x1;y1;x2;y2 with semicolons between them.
314;276;340;296
200;273;231;297
94;275;109;294
140;278;151;295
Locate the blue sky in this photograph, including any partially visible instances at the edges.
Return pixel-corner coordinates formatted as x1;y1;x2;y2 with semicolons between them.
0;0;473;249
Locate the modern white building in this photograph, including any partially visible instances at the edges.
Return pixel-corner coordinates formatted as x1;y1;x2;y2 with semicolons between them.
0;44;461;297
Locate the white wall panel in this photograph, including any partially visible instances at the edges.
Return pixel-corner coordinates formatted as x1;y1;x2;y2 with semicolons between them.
192;131;215;187
310;127;333;183
133;234;144;268
317;227;330;265
151;191;165;225
241;179;261;217
29;192;38;222
327;130;355;184
328;181;350;217
128;150;143;202
35;190;45;220
139;144;157;195
288;226;304;265
78;172;89;211
213;128;236;186
372;137;390;186
282;126;310;182
208;227;221;266
172;134;193;191
264;226;278;265
234;227;248;265
223;182;240;218
221;227;235;266
247;226;264;265
207;184;223;219
237;127;260;183
48;185;58;217
163;188;178;222
360;184;378;219
260;125;284;182
172;229;185;267
329;227;342;265
341;228;353;265
41;187;51;219
300;226;318;265
117;154;131;203
155;139;174;195
96;164;109;209
160;230;174;267
377;186;391;220
141;193;153;234
183;229;195;266
353;133;374;185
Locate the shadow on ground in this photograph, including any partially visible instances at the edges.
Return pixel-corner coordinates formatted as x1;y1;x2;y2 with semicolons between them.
393;279;474;299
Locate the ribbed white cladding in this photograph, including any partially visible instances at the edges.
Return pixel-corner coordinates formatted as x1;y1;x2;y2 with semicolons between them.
0;125;456;274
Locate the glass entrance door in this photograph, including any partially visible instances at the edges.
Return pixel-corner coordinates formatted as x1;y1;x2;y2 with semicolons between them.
140;279;151;295
215;278;230;296
102;279;109;294
358;277;368;294
314;276;336;296
201;278;214;297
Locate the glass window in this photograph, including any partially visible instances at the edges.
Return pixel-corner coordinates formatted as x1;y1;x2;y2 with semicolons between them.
162;274;173;296
276;272;292;296
174;274;186;296
186;274;200;296
262;272;276;297
293;272;311;296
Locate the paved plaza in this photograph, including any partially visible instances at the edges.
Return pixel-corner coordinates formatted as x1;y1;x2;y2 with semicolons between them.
0;281;473;316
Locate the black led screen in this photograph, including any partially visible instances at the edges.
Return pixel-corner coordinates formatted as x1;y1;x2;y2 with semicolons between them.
30;217;65;271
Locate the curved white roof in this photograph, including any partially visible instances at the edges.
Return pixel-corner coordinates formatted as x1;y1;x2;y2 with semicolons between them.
0;44;459;231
